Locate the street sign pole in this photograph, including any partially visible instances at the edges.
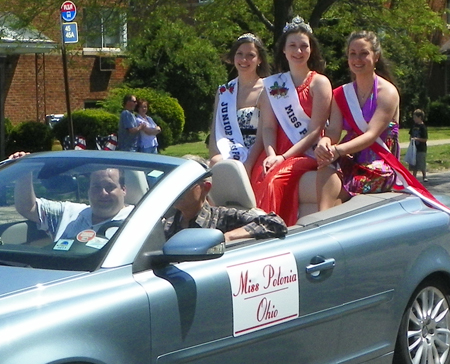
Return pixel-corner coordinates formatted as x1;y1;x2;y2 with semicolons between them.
60;26;74;150
60;1;77;149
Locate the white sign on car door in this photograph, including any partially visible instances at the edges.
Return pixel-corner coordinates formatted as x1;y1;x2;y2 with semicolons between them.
227;252;299;336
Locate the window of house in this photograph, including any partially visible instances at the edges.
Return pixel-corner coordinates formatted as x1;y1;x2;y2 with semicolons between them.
83;7;127;51
84;101;102;109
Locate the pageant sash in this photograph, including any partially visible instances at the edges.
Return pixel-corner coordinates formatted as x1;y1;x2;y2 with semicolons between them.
215;78;248;162
264;72;313;156
335;84;450;214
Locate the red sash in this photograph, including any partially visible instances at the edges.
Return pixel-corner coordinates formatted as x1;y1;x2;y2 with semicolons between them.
334;85;450;214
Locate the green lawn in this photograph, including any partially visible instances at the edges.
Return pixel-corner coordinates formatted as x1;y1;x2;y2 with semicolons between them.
400;143;450;173
161;138;209;159
398;126;450;143
161;126;450;173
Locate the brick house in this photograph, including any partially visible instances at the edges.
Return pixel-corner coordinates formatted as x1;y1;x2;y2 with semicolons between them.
0;5;129;127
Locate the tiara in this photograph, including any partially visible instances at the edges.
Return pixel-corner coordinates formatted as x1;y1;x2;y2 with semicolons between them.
237;33;259;42
283;16;313;34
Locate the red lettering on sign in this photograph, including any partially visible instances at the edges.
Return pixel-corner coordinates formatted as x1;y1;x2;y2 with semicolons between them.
233;270;259;297
256;297;279;322
263;264;297;289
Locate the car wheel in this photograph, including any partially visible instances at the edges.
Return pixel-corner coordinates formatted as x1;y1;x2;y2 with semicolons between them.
394;280;450;364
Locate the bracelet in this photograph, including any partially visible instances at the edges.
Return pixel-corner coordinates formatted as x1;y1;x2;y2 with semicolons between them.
334;145;341;158
281;154;286;160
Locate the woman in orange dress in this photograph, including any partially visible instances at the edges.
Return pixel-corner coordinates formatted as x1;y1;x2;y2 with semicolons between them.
250;17;332;226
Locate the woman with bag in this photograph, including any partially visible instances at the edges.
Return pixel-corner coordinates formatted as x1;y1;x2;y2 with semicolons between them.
314;30;400;211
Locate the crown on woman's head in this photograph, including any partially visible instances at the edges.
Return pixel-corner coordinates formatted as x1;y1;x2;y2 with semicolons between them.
283;16;313;34
237;33;259;42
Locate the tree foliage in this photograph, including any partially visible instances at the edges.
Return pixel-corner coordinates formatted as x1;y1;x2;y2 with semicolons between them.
125;2;226;134
2;0;450;134
196;0;448;125
7;121;53;154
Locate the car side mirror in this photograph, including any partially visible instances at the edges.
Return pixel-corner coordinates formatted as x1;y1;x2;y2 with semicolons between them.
148;228;225;267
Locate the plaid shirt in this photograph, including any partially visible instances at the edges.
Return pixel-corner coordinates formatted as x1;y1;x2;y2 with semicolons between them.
164;202;287;240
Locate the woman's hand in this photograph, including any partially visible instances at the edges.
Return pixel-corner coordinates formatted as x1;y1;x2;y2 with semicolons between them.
315;139;338;169
9;151;29;160
263;155;284;175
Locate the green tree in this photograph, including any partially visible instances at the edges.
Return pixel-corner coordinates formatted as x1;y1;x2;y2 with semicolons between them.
125;3;226;135
197;0;447;125
319;0;447;124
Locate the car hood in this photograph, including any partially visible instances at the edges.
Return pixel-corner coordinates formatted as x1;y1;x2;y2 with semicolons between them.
0;265;87;298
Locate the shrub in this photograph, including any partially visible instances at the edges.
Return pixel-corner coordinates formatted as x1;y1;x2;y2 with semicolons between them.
100;87;184;144
151;115;172;151
6;121;53;154
428;95;450;126
52;109;119;150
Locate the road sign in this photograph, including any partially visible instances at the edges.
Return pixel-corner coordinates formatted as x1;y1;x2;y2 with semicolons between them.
61;1;77;22
62;22;78;44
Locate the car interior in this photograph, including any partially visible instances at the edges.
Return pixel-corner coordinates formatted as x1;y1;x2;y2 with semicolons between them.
0;168;151;248
208;159;408;229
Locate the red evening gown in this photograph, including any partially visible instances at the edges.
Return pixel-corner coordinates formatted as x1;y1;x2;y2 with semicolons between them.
250;72;318;226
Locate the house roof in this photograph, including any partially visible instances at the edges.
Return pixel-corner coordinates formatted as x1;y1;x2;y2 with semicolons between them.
0;13;57;54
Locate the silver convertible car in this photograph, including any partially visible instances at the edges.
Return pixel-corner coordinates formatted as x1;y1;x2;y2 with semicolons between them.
0;150;450;364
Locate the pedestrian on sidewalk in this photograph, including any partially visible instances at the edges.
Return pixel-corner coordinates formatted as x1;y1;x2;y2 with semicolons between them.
409;109;428;182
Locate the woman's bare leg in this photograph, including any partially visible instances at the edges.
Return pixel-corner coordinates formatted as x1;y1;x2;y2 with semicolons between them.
316;166;350;211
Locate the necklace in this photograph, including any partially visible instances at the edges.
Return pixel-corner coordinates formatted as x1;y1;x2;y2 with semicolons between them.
357;85;373;104
356;76;376;104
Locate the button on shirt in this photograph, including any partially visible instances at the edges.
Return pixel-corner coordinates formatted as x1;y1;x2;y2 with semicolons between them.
36;198;134;242
164;201;287;240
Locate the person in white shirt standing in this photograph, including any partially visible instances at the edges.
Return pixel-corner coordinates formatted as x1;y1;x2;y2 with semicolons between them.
135;99;161;154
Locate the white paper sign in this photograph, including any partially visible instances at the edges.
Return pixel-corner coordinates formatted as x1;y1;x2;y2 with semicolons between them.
227;252;299;336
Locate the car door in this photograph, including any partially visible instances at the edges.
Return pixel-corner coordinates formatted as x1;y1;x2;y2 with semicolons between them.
320;198;450;363
134;224;347;364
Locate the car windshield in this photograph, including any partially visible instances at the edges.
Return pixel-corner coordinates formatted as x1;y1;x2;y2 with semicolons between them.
0;151;178;271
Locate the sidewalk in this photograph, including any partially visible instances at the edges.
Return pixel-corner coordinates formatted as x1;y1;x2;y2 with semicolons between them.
399;138;450;148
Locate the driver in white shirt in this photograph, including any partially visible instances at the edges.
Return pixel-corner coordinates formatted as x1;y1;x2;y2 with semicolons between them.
11;152;133;243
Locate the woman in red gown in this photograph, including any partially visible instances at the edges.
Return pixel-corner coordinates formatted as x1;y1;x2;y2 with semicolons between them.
250;17;332;226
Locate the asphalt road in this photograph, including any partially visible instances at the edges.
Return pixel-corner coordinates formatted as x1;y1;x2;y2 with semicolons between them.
399;138;450;196
424;171;450;196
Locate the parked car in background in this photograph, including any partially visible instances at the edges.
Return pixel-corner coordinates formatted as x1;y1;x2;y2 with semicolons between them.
45;113;64;129
0;150;449;364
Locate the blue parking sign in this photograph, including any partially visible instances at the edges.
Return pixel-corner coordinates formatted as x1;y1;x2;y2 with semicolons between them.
62;22;78;44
